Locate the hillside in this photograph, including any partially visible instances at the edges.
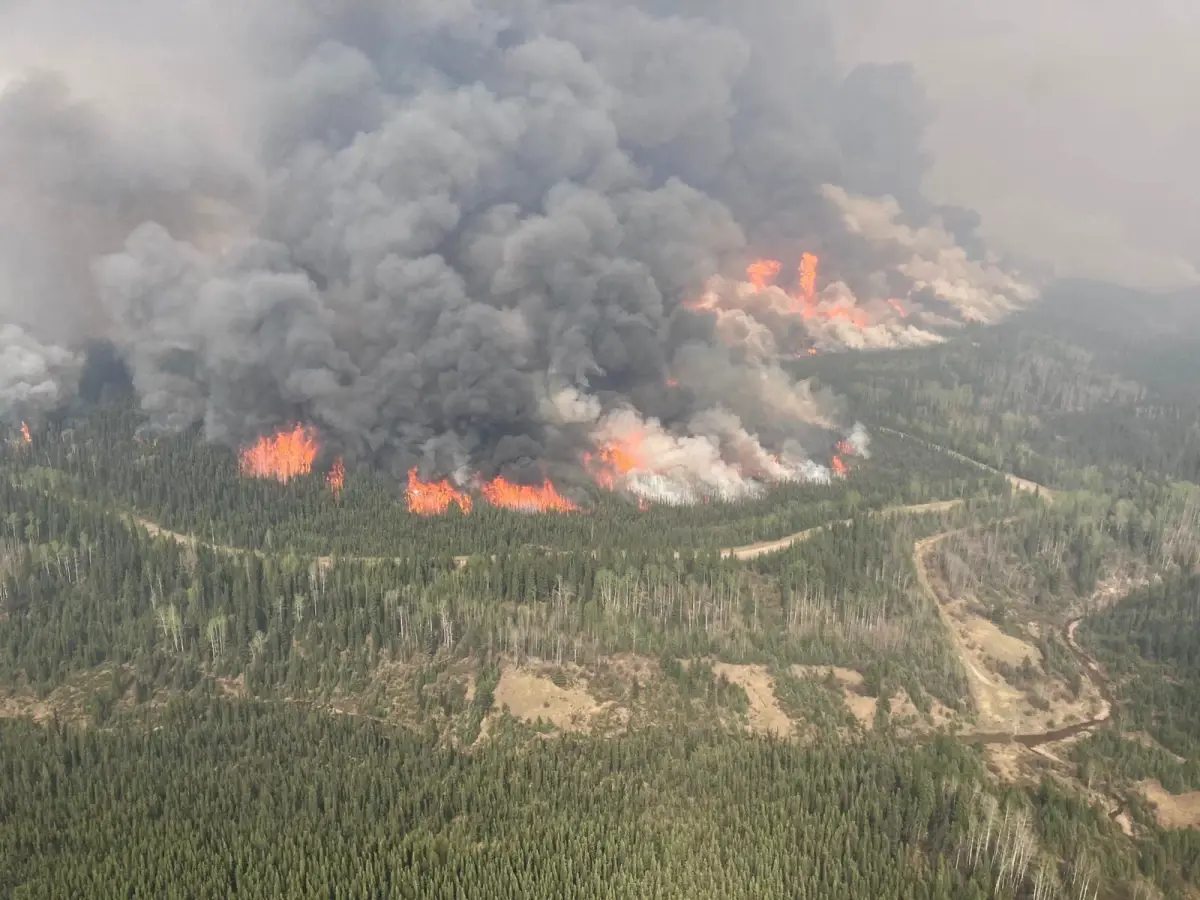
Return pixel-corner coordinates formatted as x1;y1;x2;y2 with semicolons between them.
2;280;1200;897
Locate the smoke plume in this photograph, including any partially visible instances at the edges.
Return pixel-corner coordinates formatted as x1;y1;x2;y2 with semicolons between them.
0;0;1038;499
0;325;81;424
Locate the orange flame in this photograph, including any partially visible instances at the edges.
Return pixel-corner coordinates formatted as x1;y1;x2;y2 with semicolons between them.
407;468;472;516
831;455;848;477
666;378;679;388
798;253;820;304
887;298;908;318
820;306;870;328
807;348;819;356
326;457;345;498
19;422;31;445
584;432;647;491
239;425;318;482
835;439;855;456
481;476;577;513
746;258;782;292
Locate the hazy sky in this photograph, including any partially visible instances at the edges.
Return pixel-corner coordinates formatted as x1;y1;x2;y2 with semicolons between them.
1;0;1197;292
832;0;1200;290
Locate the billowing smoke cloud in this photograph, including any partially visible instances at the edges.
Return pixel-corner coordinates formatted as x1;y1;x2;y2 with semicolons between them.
0;325;81;424
0;0;1037;497
821;185;1039;324
842;422;871;458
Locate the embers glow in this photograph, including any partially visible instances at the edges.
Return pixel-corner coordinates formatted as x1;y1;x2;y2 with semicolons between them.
239;425;318;482
480;476;578;513
326;458;345;499
407;468;472;516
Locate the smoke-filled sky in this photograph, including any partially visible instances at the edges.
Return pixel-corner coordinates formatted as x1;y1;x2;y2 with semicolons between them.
833;0;1200;291
0;0;1057;501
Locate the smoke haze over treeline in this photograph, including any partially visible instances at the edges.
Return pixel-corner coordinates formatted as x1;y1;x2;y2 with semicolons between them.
833;0;1200;291
0;0;1045;500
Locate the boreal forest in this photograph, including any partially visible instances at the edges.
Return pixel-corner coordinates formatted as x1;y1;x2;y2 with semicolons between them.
0;280;1198;899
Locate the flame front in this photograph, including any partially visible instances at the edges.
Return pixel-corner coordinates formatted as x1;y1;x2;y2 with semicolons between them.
481;476;578;513
326;458;345;498
831;455;848;477
239;425;318;482
19;422;31;445
798;252;819;305
687;249;919;343
584;432;647;491
746;258;782;292
407;468;472;516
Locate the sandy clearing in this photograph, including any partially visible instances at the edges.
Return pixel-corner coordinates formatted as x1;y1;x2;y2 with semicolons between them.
712;663;793;738
0;694;58;722
964;617;1043;668
1138;780;1200;830
493;666;616;733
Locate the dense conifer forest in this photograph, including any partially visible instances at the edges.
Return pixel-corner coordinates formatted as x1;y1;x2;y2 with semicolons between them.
3;284;1200;898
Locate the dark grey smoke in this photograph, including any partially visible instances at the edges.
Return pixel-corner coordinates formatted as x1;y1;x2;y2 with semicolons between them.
2;0;967;482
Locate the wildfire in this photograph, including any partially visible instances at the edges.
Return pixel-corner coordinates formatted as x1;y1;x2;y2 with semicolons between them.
798;252;819;304
407;468;472;516
887;298;908;318
19;422;30;445
326;458;345;498
481;476;578;513
819;306;870;328
584;432;648;491
831;455;848;478
746;258;782;292
239;425;318;482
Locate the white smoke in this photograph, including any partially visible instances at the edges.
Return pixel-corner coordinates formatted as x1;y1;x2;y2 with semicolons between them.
821;184;1040;324
587;404;830;504
842;422;871;457
0;324;82;423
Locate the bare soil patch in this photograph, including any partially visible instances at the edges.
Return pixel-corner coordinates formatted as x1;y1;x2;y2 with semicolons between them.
712;663;793;737
1138;780;1200;830
985;744;1030;783
963;617;1042;668
0;693;59;722
494;666;619;733
789;666;951;732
